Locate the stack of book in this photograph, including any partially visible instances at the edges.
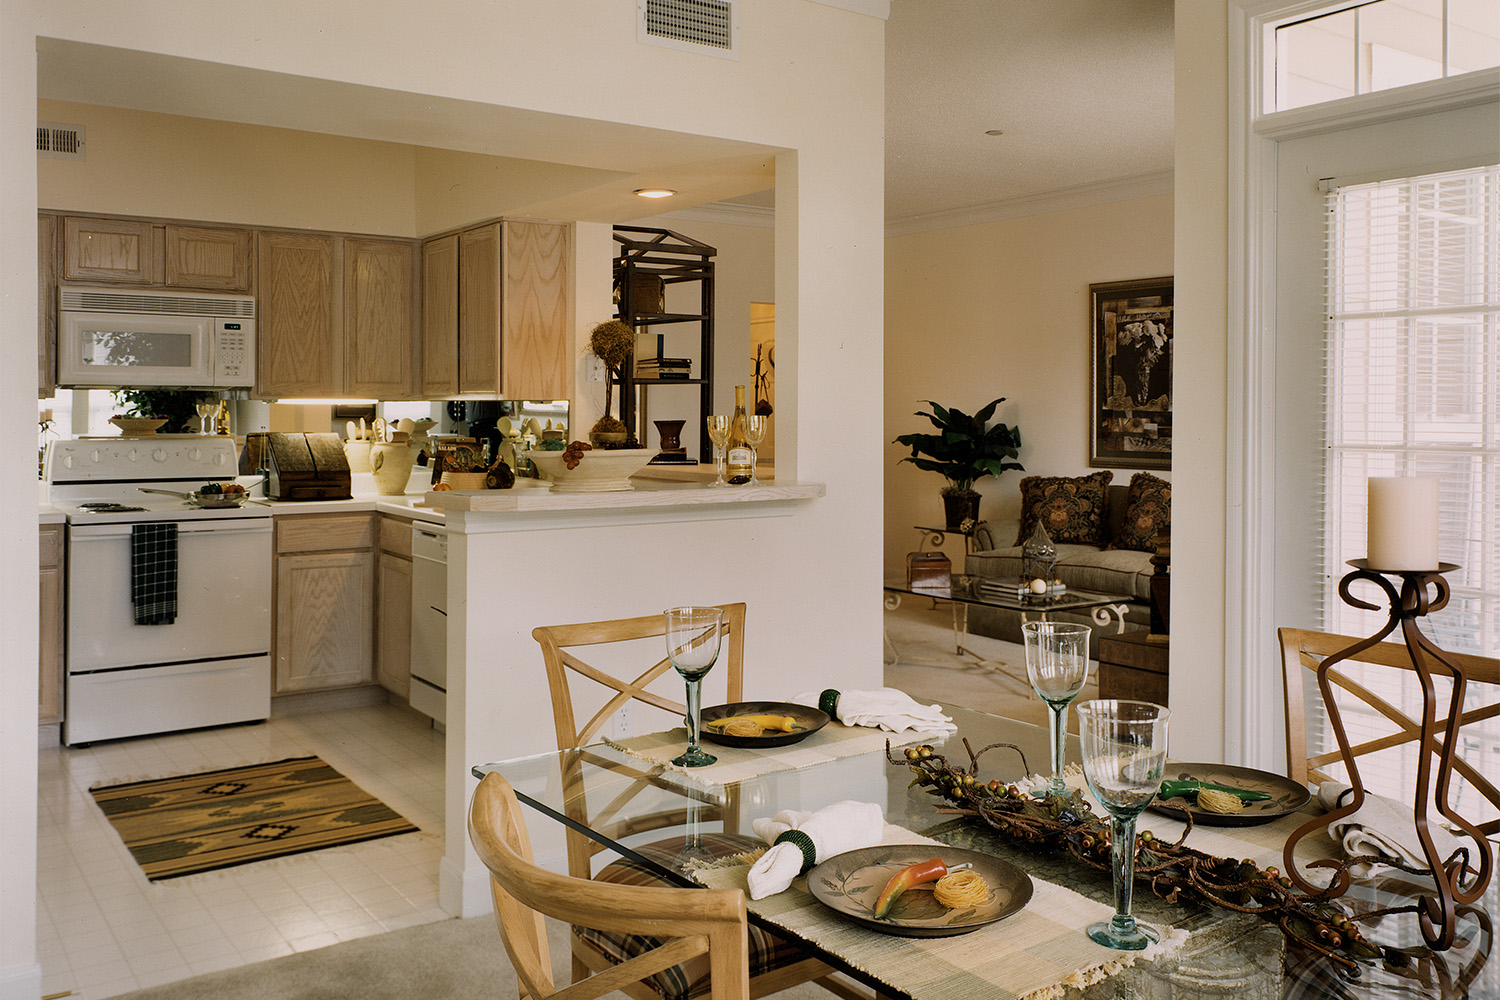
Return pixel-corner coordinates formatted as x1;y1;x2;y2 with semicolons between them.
976;577;1068;601
635;357;691;379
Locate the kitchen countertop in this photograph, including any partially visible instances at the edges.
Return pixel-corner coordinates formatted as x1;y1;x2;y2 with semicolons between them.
423;475;823;514
258;472;445;522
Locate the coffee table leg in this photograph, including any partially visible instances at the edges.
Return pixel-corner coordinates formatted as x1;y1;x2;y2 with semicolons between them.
1090;603;1130;634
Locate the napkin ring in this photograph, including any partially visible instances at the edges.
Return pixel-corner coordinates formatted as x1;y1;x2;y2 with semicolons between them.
774;830;818;872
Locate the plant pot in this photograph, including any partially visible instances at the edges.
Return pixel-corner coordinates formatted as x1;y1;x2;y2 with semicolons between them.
942;490;981;530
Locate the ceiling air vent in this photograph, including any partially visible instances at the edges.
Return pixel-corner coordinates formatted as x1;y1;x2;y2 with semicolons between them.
638;0;737;59
38;122;85;161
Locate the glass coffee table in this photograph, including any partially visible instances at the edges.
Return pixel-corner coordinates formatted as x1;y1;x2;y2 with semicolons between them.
883;576;1136;668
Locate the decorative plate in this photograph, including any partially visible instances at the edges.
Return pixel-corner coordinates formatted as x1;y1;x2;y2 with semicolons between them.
698;702;829;747
807;846;1032;937
1148;761;1312;827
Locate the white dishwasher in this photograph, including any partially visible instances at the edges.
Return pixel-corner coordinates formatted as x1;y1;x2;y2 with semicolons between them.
409;523;448;725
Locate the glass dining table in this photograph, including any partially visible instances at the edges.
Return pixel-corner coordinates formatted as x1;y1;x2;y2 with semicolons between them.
473;704;1496;1000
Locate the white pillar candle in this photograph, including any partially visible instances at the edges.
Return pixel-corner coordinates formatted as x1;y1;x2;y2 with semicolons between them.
1367;476;1439;571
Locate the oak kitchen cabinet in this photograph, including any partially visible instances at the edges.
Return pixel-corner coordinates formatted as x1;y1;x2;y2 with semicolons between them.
38;214;56;398
61;215;156;284
421;220;571;400
164;224;253;291
375;515;413;699
256;231;417;399
273;512;376;694
38;524;63;724
59;215;253;291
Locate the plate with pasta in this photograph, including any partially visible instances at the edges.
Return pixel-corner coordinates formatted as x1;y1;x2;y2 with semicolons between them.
807;846;1032;937
699;702;830;747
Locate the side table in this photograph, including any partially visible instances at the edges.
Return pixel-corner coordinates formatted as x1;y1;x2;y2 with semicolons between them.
1097;630;1169;705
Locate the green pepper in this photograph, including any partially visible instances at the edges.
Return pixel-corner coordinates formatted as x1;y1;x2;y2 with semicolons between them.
872;857;947;918
1158;779;1271;803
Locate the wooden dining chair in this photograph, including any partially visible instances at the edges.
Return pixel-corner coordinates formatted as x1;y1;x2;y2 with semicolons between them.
1278;626;1500;839
469;771;752;1000
531;605;867;1000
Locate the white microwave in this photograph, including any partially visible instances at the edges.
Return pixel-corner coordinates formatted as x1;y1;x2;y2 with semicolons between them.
57;286;256;389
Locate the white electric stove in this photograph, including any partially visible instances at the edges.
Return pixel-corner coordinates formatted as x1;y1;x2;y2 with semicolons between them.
44;436;272;745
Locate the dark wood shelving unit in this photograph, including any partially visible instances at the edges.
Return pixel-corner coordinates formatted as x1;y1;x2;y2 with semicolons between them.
613;226;716;463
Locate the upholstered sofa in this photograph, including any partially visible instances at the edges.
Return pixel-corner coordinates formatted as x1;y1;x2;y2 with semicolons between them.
963;472;1169;650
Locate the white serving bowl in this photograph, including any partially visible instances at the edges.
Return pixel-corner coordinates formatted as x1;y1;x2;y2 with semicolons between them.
526;448;654;493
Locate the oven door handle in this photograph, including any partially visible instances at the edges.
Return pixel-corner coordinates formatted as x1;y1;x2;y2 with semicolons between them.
69;521;272;539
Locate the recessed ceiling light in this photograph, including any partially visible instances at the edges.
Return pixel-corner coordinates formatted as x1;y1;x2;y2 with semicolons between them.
984;129;1005;136
635;188;676;198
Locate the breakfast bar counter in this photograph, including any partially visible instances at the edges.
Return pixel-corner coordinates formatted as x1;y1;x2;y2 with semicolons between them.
422;478;823;515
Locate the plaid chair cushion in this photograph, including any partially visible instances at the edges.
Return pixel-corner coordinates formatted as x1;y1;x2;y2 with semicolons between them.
572;834;807;1000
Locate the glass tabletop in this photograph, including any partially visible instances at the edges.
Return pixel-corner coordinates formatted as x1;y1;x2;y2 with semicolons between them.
474;705;1497;999
883;577;1135;614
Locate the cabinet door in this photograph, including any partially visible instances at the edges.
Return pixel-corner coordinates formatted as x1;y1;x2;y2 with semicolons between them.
345;238;416;398
274;550;374;693
376;551;413;698
38;214;57;398
165;225;252;291
256;231;339;397
501;221;571;400
38;525;64;724
458;224;500;394
63;216;157;283
421;235;460;397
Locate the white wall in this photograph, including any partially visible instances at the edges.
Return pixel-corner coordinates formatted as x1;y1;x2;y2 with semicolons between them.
884;194;1174;574
4;1;887;994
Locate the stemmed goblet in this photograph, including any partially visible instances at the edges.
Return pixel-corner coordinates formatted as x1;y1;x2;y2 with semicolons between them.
1076;699;1170;950
664;606;724;767
705;416;730;487
1022;621;1092;797
744;415;769;484
196;401;217;435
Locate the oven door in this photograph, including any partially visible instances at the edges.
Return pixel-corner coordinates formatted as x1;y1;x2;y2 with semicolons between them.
67;518;272;671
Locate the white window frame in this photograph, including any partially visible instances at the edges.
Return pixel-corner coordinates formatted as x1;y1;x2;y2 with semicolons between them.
1227;0;1500;770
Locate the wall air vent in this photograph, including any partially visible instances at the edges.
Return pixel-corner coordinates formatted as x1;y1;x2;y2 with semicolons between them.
37;122;85;161
638;0;737;59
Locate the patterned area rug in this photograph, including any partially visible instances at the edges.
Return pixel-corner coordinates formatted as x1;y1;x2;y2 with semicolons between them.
90;756;419;880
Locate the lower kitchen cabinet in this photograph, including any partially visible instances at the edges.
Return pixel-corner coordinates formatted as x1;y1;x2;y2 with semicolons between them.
375;516;413;698
39;524;63;724
273;513;375;694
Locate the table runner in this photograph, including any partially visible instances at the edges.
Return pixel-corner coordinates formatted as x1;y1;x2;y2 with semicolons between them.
692;824;1186;1000
607;722;937;787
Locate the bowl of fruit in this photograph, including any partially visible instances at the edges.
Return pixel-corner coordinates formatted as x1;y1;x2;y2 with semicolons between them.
187;482;250;508
525;441;654;493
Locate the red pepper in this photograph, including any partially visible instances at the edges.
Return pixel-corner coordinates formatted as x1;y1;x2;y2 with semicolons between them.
872;857;947;918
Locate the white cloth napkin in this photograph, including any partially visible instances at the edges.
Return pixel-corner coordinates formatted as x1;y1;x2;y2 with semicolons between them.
745;800;886;899
791;687;957;735
1317;781;1465;878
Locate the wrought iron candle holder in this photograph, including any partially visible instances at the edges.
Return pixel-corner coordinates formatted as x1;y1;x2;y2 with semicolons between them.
1282;560;1493;950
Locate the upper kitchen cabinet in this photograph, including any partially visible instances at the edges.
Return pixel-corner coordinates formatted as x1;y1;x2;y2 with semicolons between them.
345;238;418;399
422;220;571;400
256;231;339;398
38;213;57;398
62;216;156;284
164;225;252;292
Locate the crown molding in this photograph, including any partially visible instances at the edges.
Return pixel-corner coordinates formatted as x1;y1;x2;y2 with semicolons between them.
884;170;1175;238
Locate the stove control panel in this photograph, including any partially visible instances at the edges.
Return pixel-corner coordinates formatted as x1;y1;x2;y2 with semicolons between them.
44;436;240;484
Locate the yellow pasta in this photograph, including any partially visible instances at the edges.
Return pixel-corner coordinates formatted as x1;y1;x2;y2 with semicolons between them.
933;869;989;908
1196;788;1245;814
719;719;764;737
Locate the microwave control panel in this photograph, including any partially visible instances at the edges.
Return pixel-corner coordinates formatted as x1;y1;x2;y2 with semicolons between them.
214;318;256;386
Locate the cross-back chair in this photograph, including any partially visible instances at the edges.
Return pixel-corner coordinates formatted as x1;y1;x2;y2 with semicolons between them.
469;771;752;1000
1278;626;1500;840
531;605;869;1000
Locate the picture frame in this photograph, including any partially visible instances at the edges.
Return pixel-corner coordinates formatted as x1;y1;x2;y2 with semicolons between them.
1090;276;1173;470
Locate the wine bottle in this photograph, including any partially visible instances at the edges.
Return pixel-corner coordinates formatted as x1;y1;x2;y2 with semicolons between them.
726;385;753;485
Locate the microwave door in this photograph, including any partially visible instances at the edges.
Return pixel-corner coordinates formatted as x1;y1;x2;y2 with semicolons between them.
57;311;215;388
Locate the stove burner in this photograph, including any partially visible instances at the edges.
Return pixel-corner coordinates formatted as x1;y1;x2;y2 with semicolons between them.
78;503;149;512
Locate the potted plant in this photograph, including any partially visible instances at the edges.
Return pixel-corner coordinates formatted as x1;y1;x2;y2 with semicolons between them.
587;320;634;446
894;397;1023;529
113;388;214;435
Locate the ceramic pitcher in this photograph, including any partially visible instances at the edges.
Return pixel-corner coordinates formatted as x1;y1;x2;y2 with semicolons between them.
369;435;416;495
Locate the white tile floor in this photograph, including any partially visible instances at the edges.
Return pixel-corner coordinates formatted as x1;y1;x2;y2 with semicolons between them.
36;703;446;999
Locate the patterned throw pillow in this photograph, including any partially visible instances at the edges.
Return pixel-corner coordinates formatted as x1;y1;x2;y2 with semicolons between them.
1111;472;1171;552
1014;471;1114;547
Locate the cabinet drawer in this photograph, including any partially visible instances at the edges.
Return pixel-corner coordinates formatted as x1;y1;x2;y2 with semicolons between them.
276;513;375;553
39;524;64;567
1098;634;1169;675
378;516;414;558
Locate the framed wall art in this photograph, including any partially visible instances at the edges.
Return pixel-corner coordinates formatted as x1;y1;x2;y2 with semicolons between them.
1090;276;1173;470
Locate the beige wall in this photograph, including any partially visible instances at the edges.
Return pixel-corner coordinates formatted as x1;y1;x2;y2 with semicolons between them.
884;194;1174;573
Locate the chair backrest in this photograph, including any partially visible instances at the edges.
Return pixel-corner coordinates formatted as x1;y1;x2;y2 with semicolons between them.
1278;626;1500;837
533;603;747;750
468;771;751;1000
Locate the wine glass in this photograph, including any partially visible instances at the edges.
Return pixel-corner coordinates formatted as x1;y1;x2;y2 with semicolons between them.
744;415;769;484
1076;699;1169;951
664;607;724;767
196;401;217;435
705;416;730;487
1022;621;1091;797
